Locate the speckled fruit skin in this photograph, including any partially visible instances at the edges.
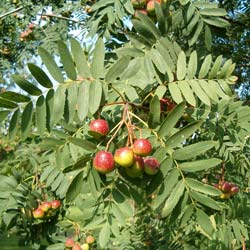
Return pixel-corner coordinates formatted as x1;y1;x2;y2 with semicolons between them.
114;147;134;168
32;208;45;219
144;157;160;175
86;235;95;244
93;151;115;174
51;200;61;209
133;139;152;156
65;238;75;248
40;201;51;212
89;119;109;139
125;155;144;178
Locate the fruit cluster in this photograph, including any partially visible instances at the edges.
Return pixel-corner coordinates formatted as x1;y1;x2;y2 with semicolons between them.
132;0;162;17
32;200;61;220
89;119;160;177
65;235;95;250
215;181;239;200
20;23;36;41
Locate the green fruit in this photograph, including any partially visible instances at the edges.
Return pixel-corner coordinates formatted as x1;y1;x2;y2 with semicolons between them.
125;155;144;178
81;243;90;250
114;147;134;168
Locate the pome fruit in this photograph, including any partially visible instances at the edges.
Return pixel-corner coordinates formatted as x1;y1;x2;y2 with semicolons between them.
40;201;52;212
89;119;109;139
93;151;115;174
72;243;81;250
133;138;152;156
147;0;161;15
86;235;95;244
220;192;231;200
231;185;239;194
221;181;232;192
144;157;160;175
81;243;90;250
114;147;134;168
32;208;45;219
65;238;75;248
125;155;144;178
51;200;61;209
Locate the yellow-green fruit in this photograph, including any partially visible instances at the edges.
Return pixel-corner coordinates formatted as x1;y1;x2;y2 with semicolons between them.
81;243;90;250
114;147;134;168
220;192;231;200
125;155;144;178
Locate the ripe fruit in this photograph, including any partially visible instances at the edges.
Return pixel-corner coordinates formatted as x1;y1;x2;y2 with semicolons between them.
32;208;45;219
72;243;81;250
144;157;160;175
65;238;75;248
40;201;52;212
86;235;95;244
147;0;161;15
114;147;134;168
89;119;109;139
51;200;61;209
133;138;152;156
81;243;90;250
231;185;239;194
221;181;232;192
125;155;144;178
93;151;115;174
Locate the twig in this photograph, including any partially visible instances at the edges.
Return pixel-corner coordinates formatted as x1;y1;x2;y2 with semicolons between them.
38;13;83;24
0;6;24;19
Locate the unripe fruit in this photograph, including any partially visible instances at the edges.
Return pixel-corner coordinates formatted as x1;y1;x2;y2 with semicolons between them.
125;155;144;178
89;119;109;139
72;243;82;250
86;235;95;244
81;243;90;250
220;192;231;200
133;139;152;156
93;151;115;174
32;208;45;219
144;157;160;175
221;181;232;192
131;0;147;8
51;200;61;209
114;147;134;168
231;185;239;194
40;201;52;212
65;238;75;248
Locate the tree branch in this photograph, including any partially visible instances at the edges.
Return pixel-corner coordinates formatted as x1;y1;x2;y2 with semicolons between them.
0;6;24;19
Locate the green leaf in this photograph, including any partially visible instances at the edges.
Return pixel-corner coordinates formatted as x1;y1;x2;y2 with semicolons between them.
38;47;64;83
168;82;183;103
203;17;229;28
89;81;102;114
190;191;221;210
200;8;227;16
155;85;166;99
158;102;185;137
0;91;30;103
196;208;214;237
66;84;78;124
0;110;10;122
77;81;90;121
70;38;91;77
205;25;212;51
99;222;110;248
68;138;96;152
21;102;33;139
173;141;216;160
27;63;53;88
8;109;20;140
199;79;218;102
189;80;211;106
12;75;42;96
165;121;202;148
91;38;105;78
198;54;212;79
0;98;17;109
53;85;66;124
180;0;190;5
186;178;221;196
208;55;223;79
148;95;161;128
150;49;168;74
105;56;130;83
179;158;222;172
66;171;83;202
178;81;196;106
45;89;54;131
58;41;77;80
36;96;46;135
176;51;186;80
162;180;185;217
155;2;165;33
189;20;204;46
188;51;197;79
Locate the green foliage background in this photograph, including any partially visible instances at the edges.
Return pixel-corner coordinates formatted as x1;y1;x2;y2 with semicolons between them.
0;0;250;249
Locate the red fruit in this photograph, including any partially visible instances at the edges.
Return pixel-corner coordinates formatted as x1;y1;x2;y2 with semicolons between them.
86;235;95;244
72;243;81;250
125;155;144;178
221;181;232;192
147;0;161;15
114;147;134;168
40;201;52;212
231;185;239;194
134;9;148;17
144;157;160;175
32;208;45;219
51;200;61;209
28;23;36;29
93;151;115;174
133;138;152;156
65;238;75;248
89;119;109;139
